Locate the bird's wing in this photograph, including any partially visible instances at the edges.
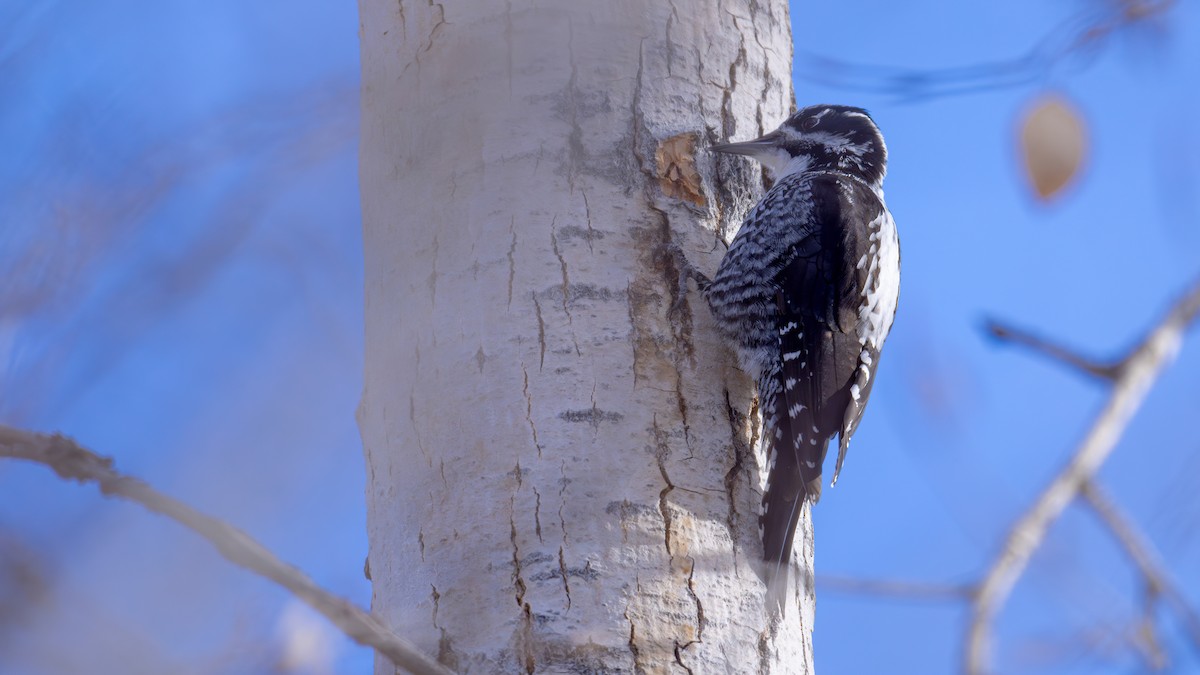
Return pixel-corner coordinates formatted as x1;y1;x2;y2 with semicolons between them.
759;174;884;569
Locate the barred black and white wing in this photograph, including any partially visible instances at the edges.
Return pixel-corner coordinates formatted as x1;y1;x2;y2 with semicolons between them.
755;173;899;597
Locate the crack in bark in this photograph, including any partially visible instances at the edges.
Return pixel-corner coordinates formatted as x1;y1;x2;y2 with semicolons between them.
510;498;537;674
533;486;544;543
674;641;696;675
652;415;675;558
558;546;572;610
430;584;441;628
720;29;746;140
420;0;447;55
429;584;460;668
409;392;432;467
757;627;772;674
558;459;570;547
428;232;438;304
565;19;582;194
518;602;536;674
625;575;644;674
664;0;680;78
685;555;706;642
631;39;650;174
507;217;517;308
503;0;514;99
532;292;546;370
581;190;595;254
625;284;643;390
550;217;570;313
418;529;426;562
521;366;544;458
549;217;582;356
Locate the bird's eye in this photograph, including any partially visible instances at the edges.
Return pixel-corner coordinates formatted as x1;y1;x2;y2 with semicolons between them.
801;117;819;131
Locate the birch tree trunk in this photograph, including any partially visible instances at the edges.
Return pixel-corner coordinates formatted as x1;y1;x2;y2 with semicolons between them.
358;1;810;672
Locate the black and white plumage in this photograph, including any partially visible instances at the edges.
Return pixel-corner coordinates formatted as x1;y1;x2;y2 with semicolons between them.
698;105;899;602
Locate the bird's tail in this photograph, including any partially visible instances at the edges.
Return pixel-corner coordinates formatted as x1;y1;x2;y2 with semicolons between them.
759;378;827;614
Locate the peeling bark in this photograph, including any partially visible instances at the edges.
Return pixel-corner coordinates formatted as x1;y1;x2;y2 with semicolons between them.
359;0;812;672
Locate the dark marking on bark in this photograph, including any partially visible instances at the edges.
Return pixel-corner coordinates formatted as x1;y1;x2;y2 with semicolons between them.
558;407;624;427
556;224;605;244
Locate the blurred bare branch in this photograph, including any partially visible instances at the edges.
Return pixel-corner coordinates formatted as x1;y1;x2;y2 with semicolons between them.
0;530;49;637
985;319;1120;381
817;574;973;602
964;276;1200;675
797;0;1176;100
0;78;357;424
0;425;452;675
1081;480;1200;655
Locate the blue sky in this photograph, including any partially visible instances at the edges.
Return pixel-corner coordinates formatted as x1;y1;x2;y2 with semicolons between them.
1;1;1198;673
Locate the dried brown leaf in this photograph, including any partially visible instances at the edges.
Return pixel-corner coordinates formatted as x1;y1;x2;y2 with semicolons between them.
1020;94;1087;201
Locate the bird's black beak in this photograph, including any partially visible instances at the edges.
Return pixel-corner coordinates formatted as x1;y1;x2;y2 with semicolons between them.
711;129;784;156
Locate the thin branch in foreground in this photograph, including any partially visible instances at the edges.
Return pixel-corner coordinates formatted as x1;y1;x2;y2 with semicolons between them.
0;425;452;675
965;276;1200;675
1081;480;1200;655
817;574;973;602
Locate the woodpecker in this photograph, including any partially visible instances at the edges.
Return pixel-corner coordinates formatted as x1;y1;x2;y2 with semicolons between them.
689;105;899;604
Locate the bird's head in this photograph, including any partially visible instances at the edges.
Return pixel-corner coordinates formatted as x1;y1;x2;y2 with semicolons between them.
712;104;887;186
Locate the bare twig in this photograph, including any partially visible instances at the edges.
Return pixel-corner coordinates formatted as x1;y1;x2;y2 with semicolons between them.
0;425;452;675
984;320;1121;381
817;574;973;602
1081;480;1200;654
965;277;1200;675
796;0;1176;101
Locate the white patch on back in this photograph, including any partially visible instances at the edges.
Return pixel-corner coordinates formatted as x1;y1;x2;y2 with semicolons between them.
857;210;900;350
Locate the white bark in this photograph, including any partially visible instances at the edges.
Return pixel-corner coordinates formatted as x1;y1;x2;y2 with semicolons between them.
358;1;809;672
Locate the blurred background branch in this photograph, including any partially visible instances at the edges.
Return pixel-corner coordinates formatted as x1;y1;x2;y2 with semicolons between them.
0;425;451;675
795;0;1176;100
966;277;1200;674
1080;479;1200;656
